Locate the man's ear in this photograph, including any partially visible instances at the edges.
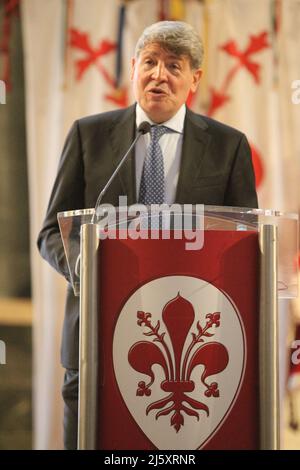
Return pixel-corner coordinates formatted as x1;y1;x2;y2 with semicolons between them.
191;68;203;93
130;57;136;81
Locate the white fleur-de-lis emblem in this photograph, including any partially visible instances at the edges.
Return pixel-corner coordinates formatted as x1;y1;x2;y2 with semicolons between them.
113;276;245;450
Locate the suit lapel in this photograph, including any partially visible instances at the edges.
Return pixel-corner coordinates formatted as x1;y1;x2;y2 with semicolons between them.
109;105;137;205
175;108;212;203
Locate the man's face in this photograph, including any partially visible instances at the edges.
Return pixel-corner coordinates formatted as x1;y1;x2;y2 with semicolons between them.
131;43;202;123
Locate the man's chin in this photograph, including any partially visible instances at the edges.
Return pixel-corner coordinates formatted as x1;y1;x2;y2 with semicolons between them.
144;104;175;124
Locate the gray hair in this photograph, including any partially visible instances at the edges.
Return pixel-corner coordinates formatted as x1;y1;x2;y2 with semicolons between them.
135;21;204;69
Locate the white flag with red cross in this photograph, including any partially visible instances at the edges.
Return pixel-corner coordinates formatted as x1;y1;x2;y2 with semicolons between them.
203;0;282;209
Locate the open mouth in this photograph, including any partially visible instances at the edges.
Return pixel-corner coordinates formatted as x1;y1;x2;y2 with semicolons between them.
148;88;167;95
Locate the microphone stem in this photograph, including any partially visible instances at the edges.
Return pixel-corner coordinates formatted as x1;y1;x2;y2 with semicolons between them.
91;130;143;224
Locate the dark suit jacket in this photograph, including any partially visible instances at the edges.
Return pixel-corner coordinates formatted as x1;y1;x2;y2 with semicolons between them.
37;104;258;369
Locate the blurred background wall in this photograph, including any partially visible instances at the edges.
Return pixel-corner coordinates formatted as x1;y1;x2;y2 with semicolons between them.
0;0;31;449
0;0;300;450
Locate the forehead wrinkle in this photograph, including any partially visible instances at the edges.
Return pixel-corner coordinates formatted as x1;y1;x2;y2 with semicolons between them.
140;49;185;62
140;44;185;57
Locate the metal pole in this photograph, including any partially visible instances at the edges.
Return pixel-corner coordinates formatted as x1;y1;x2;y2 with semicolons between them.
78;223;99;449
259;224;280;449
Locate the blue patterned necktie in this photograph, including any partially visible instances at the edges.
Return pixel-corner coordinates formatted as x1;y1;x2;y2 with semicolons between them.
139;125;172;205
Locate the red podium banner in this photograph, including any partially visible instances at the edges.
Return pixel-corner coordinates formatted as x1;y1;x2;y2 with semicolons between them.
96;230;259;450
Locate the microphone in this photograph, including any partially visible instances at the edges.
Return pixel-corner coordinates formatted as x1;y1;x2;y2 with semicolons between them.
91;121;151;223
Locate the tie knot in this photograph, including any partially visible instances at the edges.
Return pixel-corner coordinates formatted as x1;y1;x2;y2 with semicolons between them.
150;125;172;141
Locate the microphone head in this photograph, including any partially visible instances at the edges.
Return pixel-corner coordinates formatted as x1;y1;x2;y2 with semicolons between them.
138;121;151;135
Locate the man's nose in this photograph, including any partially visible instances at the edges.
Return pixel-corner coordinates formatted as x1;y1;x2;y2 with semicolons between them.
151;62;167;81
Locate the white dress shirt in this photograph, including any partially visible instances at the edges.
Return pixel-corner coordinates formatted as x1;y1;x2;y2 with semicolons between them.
135;103;186;204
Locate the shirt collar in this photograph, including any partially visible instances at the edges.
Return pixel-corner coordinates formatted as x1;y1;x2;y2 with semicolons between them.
135;103;186;134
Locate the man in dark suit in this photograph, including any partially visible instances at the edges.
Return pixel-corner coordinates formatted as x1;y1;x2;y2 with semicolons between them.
38;20;258;449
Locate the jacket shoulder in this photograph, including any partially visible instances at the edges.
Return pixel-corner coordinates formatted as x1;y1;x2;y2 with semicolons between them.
75;106;135;131
187;108;246;139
